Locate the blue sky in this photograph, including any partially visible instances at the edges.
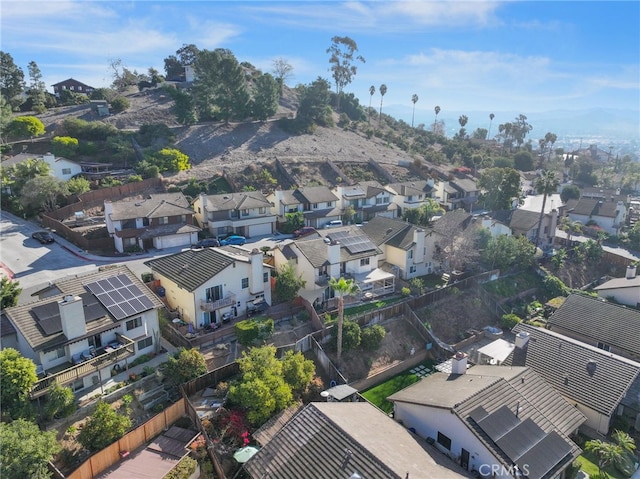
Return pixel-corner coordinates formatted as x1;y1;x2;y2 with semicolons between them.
2;1;639;128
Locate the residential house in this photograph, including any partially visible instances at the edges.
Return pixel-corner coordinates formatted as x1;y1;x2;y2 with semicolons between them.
144;246;272;329
192;191;276;238
1;152;82;182
269;186;341;228
0;312;18;350
360;215;439;279
51;78;95;96
436;177;480;212
105;193;200;253
2;265;163;398
385;180;434;215
547;293;640;362
333;181;397;221
389;358;584;478
244;401;472;479
491;208;559;246
272;226;392;306
506;324;640;435
564;190;627;235
593;264;640;308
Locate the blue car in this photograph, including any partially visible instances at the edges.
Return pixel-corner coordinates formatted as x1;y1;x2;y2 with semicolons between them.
220;235;246;246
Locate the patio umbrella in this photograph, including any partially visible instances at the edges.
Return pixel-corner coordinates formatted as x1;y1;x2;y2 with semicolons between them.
233;446;259;463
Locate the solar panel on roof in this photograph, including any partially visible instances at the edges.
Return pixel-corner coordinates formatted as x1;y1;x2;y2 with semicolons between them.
85;274;155;321
516;432;573;479
496;418;546;461
40;317;62;336
476;405;521;442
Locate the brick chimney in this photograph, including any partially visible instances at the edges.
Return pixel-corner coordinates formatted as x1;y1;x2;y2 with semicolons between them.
59;295;86;340
451;351;468;375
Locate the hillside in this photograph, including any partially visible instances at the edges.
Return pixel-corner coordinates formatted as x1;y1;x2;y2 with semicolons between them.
32;86;429;190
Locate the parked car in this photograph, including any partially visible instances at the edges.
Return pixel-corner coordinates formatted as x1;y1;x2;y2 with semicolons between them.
324;220;343;228
294;226;317;238
192;238;220;248
220;235;246;246
32;231;55;244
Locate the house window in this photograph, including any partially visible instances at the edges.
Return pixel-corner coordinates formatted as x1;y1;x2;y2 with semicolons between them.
137;337;153;351
71;378;84;392
206;285;223;302
259;207;266;214
198;207;201;213
231;210;239;218
242;278;249;289
242;209;249;217
597;342;611;352
409;265;417;274
437;431;452;450
123;237;137;248
126;317;142;331
408;250;414;259
55;347;65;359
313;203;318;209
327;201;333;207
360;258;370;266
263;271;269;283
159;217;169;225
180;214;187;223
376;196;387;205
62;168;71;175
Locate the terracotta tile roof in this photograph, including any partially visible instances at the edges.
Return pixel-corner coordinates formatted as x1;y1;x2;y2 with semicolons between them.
145;248;234;292
547;294;640;356
507;323;640;416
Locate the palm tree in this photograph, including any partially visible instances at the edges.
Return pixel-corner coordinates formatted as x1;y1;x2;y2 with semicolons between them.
411;94;419;128
378;84;387;127
328;276;359;364
558;217;582;247
368;85;375;125
585;430;636;477
433;105;441;133
488;113;495;139
534;170;560;247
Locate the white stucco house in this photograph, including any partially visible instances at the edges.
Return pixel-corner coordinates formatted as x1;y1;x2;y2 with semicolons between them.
268;186;341;229
1;152;82;182
2;265;163;398
333;181;398;222
145;246;272;329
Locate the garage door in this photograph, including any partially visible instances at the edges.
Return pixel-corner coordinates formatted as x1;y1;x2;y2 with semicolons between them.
248;222;273;237
155;233;192;249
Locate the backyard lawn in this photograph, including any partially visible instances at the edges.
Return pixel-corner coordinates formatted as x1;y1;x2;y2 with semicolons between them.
576;452;624;479
361;361;435;413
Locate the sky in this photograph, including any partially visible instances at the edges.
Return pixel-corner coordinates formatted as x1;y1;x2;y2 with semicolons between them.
2;0;639;132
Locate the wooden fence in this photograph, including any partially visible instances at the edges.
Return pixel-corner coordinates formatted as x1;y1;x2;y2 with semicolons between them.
67;398;187;479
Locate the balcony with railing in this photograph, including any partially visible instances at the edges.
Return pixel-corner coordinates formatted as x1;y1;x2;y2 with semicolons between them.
200;292;237;312
30;333;135;399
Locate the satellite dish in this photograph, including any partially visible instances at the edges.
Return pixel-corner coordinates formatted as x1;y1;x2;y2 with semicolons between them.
320;391;330;398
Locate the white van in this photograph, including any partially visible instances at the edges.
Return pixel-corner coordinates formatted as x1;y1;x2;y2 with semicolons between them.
324;220;343;228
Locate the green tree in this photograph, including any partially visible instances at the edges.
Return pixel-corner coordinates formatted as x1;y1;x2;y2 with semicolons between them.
21;176;68;213
251;73;279;121
478;167;522;211
274;263;306;303
378;83;387;127
0;348;38;419
66;176;91;196
27;61;47;113
534;170;559;247
281;350;315;396
163;348;207;386
560;184;580;203
0;419;60;478
488;112;495;138
293;77;333;133
585;430;636;476
77;400;131;452
328;277;359;364
327;36;365;111
0;276;21;309
164;85;196;125
228;345;294;426
501;313;522;329
482;235;535;270
13;158;51;193
433;105;441;133
146;148;190;172
411;94;419;128
549;247;567;271
51;136;79;158
282;211;304;233
514;150;534;171
7;116;45;139
0;95;13;141
0;51;26;110
110;96;130;113
402;199;444;226
43;382;76;420
361;324;386;350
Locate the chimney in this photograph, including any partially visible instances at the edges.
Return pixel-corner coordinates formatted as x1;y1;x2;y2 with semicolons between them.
249;248;265;294
626;264;637;279
451;351;468;375
327;239;341;266
515;331;530;349
59;295;87;340
413;228;425;264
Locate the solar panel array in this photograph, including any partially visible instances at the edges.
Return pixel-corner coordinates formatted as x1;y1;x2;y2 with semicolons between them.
470;405;573;479
327;230;376;254
85;274;155;320
32;292;108;336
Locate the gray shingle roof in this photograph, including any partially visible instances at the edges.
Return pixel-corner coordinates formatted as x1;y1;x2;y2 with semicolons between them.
507;323;640;416
508;209;540;233
244;402;470;479
568;197;623;218
360;215;416;249
108;193;193;220
386;180;432;196
594;275;640;292
390;366;583;479
145;248;234;292
3;265;162;353
294;185;339;204
204;191;271;212
548;294;640;357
